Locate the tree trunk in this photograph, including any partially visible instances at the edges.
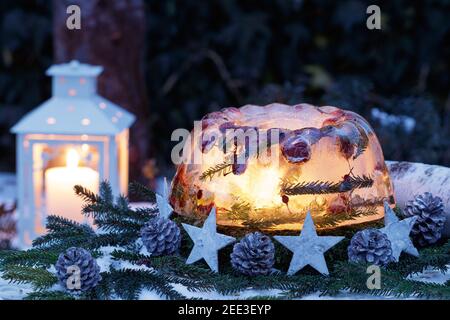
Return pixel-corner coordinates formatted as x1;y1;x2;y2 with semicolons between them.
387;161;450;237
52;0;149;183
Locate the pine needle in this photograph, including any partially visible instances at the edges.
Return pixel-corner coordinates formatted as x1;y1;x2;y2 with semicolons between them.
199;160;233;181
281;175;374;196
129;182;156;202
353;123;369;159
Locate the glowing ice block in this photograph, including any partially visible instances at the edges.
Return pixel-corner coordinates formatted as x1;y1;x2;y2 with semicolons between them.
170;103;395;233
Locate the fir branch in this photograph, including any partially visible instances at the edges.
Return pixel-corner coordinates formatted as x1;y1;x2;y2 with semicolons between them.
324;261;450;299
353;123;369;159
80;186;155;237
199;133;278;182
388;240;450;276
82;202;155;226
245;295;285;300
129;182;156;203
347;175;374;189
74;185;100;204
106;269;186;300
44;215;95;234
1;265;57;290
25;291;75;300
0;249;59;268
313;206;378;229
99;181;114;203
32;234;95;252
93;216;143;234
111;250;217;292
223;201;252;221
93;232;139;248
146;256;218;285
116;195;130;211
111;251;226;293
32;216;96;250
87;272;114;300
251;274;325;293
282;180;338;195
199;160;233;181
110;249;150;263
132;207;158;219
281;175;374;196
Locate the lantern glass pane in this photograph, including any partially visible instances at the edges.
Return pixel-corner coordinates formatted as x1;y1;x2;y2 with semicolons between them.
30;140;101;225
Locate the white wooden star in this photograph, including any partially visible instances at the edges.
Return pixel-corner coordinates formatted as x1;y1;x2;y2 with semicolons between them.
182;207;235;272
274;212;344;275
380;201;419;261
156;177;173;219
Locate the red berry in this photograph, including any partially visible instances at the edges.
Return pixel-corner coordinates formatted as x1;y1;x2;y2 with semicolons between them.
282;195;289;204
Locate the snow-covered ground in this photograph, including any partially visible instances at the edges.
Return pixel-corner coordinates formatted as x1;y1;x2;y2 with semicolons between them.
0;266;448;300
0;278;33;300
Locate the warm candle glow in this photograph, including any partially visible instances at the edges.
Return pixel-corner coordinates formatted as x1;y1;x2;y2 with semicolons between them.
170;104;395;233
45;148;99;222
66;148;80;168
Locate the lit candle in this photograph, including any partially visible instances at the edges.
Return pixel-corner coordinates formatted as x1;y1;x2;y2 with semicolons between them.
45;149;99;222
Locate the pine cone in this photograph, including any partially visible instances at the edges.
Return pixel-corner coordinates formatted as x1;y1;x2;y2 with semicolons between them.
348;229;393;266
140;216;181;256
55;247;101;292
404;192;446;246
230;232;275;276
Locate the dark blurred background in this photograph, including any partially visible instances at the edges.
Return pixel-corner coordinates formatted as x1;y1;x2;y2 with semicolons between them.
0;0;449;182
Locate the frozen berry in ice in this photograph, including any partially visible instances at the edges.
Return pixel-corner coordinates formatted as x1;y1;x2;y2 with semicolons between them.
281;134;311;163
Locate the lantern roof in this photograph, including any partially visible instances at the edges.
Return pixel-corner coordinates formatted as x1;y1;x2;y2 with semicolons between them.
46;60;103;77
11;61;135;135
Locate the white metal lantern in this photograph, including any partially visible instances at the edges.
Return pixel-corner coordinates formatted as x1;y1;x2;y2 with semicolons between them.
11;60;135;246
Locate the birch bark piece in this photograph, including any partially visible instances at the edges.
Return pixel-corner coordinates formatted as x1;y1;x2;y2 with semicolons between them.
386;161;450;238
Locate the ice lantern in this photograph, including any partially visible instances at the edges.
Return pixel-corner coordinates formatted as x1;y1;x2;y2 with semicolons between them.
11;60;135;245
170;104;395;233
